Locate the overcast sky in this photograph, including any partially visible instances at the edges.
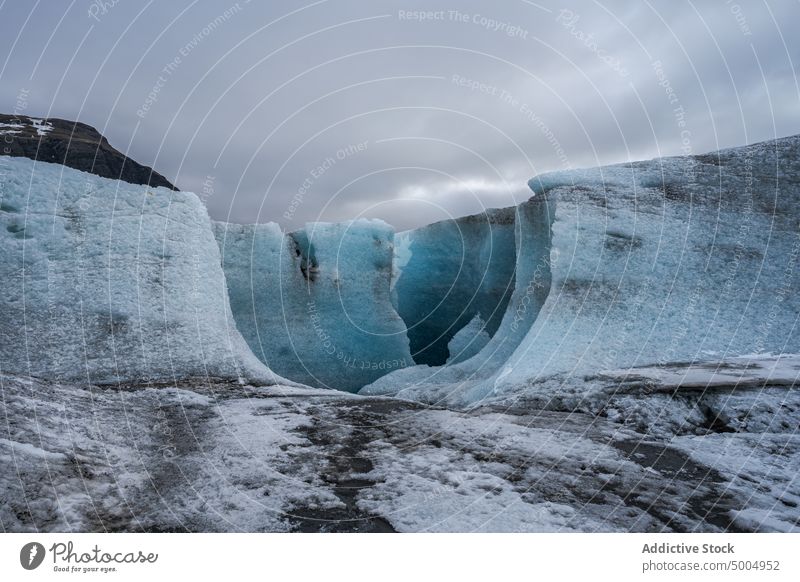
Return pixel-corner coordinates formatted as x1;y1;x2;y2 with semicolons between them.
1;0;798;230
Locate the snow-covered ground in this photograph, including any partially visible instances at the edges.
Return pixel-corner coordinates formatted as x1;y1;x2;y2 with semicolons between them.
2;368;796;532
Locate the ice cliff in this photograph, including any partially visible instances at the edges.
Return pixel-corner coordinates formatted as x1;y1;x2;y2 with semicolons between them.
362;136;800;406
0;155;277;385
214;219;411;392
3;129;797;402
214;207;520;392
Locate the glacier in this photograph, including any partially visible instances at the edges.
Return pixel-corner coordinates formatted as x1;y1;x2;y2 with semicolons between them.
2;132;799;533
362;136;800;407
4;136;796;403
214;219;411;392
362;194;554;402
0;155;278;385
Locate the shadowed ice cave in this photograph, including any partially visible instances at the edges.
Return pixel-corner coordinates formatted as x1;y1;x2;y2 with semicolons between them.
214;203;531;392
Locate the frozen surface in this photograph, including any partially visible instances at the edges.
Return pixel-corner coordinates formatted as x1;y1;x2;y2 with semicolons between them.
363;136;800;408
3;372;796;532
2;133;798;533
361;195;553;404
0;155;278;385
393;207;516;366
0;374;337;532
494;354;800;438
446;314;491;365
215;219;411;392
672;433;800;532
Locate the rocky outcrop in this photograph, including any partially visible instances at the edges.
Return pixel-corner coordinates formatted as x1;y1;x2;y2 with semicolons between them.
0;114;176;190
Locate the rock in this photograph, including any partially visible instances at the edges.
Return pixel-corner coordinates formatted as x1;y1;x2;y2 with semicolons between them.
0;113;177;190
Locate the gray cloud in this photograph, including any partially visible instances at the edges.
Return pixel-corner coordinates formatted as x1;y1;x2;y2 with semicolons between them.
1;0;798;231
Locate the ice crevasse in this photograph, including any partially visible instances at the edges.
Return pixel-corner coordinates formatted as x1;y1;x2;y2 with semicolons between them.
215;200;537;393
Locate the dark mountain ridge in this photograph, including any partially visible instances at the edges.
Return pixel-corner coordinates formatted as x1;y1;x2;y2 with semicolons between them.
0;113;177;190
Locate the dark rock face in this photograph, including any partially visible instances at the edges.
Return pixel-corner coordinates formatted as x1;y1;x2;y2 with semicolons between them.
0;114;177;190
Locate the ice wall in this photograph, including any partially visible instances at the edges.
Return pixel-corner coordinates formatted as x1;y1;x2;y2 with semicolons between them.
491;137;800;403
361;195;554;404
214;219;412;392
362;136;800;407
0;156;276;385
392;207;517;365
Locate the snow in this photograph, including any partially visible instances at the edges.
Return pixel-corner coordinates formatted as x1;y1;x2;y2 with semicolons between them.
30;118;53;136
672;433;800;532
0;122;24;135
598;353;800;390
0;373;331;532
0;155;280;385
214;219;411;392
7;372;795;532
0;118;53;136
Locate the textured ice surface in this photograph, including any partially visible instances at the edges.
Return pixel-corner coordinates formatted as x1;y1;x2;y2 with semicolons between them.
361;195;553;403
362;136;800;407
446;314;490;364
215;219;411;392
672;433;800;532
0;155;276;385
493;354;800;438
493;137;800;404
393;207;516;365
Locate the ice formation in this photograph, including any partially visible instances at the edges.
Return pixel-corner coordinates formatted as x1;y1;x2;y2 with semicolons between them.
392;207;517;365
0;155;277;385
214;219;411;392
3;133;797;403
446;314;491;364
362;195;554;402
2;131;799;533
362;136;800;406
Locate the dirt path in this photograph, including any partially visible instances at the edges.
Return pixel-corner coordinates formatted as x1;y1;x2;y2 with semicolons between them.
288;398;427;532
